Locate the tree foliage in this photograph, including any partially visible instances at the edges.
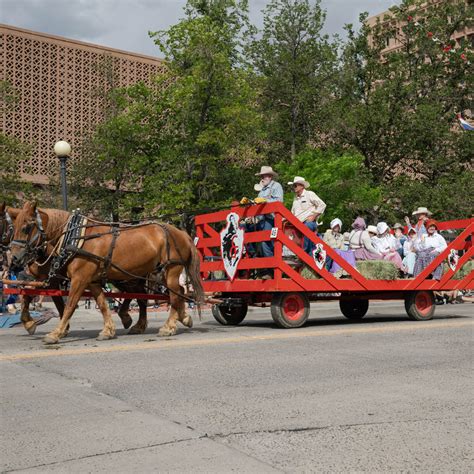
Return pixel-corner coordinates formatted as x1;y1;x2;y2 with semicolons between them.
326;1;473;180
43;0;474;222
250;0;337;160
279;149;383;228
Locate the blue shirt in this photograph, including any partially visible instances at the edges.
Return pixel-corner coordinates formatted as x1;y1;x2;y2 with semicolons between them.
258;180;284;203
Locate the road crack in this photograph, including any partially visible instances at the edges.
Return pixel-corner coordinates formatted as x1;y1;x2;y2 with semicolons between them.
210;416;469;439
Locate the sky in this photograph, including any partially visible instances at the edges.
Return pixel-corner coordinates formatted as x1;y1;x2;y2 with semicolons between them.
1;0;399;58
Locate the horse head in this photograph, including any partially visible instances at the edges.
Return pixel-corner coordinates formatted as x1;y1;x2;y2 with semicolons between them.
0;202;19;251
9;201;48;271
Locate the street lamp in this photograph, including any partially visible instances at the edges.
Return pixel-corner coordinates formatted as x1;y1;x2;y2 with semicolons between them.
53;140;71;211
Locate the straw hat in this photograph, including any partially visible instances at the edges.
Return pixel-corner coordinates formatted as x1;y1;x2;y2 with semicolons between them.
255;166;277;177
393;223;404;230
287;176;310;189
367;225;378;234
412;206;432;216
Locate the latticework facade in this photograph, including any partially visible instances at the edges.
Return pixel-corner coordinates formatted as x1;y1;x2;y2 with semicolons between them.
1;24;166;184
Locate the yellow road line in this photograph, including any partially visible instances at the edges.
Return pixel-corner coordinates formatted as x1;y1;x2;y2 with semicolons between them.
0;321;472;362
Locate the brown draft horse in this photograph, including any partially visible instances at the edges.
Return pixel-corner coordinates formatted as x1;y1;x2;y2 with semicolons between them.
1;202;67;334
10;201;204;344
1;203;149;335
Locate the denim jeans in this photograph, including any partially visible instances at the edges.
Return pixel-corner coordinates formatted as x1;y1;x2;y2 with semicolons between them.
303;221;318;255
245;217;274;258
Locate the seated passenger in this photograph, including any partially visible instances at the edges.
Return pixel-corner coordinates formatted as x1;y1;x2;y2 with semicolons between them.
372;222;404;270
288;176;326;254
349;218;382;261
393;223;407;258
402;228;417;276
324;219;356;273
323;218;344;250
241;165;283;259
241;166;283;279
413;219;447;280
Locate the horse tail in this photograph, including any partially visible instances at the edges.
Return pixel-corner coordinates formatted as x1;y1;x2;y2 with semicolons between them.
186;237;205;317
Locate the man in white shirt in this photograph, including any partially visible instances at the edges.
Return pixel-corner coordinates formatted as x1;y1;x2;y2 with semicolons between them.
288;176;326;254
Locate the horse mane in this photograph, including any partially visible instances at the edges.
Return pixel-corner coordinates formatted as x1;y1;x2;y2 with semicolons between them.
41;208;70;241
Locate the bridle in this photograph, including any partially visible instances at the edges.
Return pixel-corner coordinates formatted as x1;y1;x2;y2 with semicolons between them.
10;210;47;263
0;210;14;251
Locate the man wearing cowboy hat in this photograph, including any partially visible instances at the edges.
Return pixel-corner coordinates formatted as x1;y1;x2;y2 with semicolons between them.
404;206;432;237
288;176;326;254
241;167;283;275
253;166;284;204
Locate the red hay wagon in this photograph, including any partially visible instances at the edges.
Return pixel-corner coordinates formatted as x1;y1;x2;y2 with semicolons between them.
196;202;473;328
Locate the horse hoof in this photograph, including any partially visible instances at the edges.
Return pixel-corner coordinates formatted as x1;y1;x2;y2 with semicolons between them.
158;327;176;337
128;325;146;335
96;333;116;341
182;315;193;328
25;322;37;335
43;335;59;345
119;314;133;330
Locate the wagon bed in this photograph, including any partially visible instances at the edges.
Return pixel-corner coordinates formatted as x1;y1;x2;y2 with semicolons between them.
195;202;473;327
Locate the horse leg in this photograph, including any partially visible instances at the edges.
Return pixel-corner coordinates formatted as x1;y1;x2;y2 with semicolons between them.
89;283;116;341
117;298;133;329
43;278;88;344
20;294;37;335
158;266;187;337
128;298;148;335
51;295;69;336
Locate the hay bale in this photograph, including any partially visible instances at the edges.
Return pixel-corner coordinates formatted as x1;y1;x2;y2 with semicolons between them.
356;260;399;280
444;260;474;280
300;266;321;279
299;260;398;280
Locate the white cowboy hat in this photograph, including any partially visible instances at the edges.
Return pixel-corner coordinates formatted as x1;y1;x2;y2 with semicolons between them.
287;176;310;189
393;223;404;230
412;206;432;216
376;222;389;235
367;225;378;234
255;165;278;177
330;218;342;229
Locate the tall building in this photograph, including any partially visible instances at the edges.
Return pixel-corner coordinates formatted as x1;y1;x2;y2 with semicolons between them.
1;24;166;184
366;0;474;55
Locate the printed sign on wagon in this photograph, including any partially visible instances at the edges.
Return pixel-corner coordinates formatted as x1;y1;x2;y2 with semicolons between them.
220;212;244;281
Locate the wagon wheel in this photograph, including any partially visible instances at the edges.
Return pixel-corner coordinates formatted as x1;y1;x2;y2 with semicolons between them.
404;291;435;321
271;292;310;329
211;301;248;326
339;299;369;321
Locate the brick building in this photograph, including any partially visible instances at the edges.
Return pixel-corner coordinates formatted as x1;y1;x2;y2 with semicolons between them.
0;24;165;184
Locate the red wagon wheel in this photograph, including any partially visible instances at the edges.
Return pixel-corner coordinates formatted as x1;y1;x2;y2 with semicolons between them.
271;292;310;328
404;291;435;321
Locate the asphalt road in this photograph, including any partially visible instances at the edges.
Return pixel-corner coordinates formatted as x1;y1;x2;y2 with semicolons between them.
0;300;473;472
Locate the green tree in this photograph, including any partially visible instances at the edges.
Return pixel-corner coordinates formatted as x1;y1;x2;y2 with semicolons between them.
323;0;474;219
136;0;265;214
250;0;338;160
279;149;383;228
69;58;150;220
